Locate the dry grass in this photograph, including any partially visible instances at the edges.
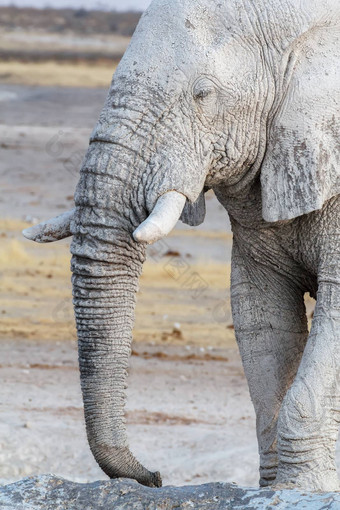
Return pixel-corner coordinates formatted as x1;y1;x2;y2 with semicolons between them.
0;219;234;347
0;60;115;88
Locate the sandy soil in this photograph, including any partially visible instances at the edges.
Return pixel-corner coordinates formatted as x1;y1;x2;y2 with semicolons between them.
0;339;260;487
0;80;319;489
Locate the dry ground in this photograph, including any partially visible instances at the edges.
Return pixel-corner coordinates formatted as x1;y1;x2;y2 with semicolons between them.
0;339;260;487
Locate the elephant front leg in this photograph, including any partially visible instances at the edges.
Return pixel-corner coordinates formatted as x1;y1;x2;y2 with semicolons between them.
275;280;340;492
231;242;309;487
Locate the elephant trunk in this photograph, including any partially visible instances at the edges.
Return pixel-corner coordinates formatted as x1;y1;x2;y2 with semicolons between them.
69;141;165;487
23;103;202;484
71;248;161;487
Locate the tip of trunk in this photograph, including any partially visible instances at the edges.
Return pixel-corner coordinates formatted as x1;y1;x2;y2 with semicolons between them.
90;444;162;488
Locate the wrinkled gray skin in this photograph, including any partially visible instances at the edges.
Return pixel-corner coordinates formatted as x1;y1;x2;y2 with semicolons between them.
24;0;340;493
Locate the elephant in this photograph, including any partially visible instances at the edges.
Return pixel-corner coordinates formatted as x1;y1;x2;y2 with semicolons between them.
23;0;340;493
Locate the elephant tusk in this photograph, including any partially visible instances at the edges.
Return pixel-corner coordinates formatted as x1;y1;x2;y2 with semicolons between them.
133;191;186;244
22;208;75;243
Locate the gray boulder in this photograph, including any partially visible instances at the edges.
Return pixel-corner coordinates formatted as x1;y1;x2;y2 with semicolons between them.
0;475;339;509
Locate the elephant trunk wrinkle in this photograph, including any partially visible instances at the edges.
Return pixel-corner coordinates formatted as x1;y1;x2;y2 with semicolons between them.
71;226;161;487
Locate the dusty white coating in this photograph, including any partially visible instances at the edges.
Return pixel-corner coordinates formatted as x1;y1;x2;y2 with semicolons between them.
22;209;74;243
260;19;340;221
133;191;186;244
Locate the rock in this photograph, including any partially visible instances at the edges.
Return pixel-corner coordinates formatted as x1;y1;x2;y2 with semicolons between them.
0;475;339;509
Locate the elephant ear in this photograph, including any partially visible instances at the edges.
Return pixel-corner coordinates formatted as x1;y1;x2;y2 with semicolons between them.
261;29;340;222
180;189;206;226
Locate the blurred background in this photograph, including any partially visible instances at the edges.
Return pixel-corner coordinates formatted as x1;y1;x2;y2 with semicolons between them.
0;0;317;489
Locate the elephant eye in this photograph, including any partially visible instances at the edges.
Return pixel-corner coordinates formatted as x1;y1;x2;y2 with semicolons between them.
194;88;213;101
193;77;216;103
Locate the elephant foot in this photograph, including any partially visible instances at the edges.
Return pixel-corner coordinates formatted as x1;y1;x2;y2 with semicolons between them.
259;476;276;488
259;454;278;488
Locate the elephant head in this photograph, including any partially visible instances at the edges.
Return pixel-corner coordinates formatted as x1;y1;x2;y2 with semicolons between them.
23;0;340;487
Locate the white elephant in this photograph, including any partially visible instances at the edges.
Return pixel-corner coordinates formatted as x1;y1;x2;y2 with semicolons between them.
24;0;340;492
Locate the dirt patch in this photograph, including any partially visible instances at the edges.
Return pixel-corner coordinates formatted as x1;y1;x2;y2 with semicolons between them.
126;410;223;426
131;349;229;363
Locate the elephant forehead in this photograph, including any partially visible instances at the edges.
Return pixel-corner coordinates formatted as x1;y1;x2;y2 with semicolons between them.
144;0;237;32
124;2;225;66
114;0;256;96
